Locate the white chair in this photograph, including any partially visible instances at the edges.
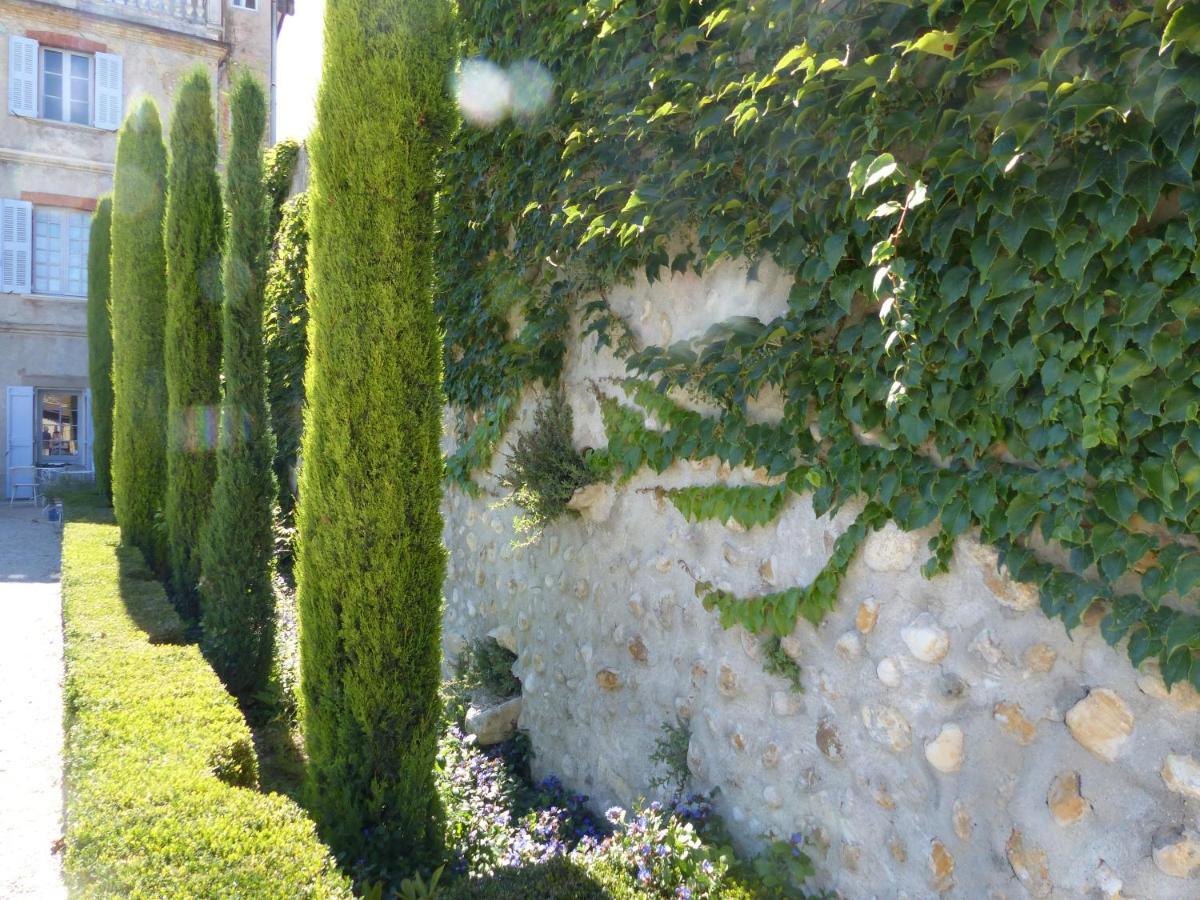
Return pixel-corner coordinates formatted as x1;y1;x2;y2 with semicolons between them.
8;465;43;507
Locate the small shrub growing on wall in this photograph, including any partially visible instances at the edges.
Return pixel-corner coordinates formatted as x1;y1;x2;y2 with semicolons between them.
110;98;168;573
164;68;224;617
86;196;113;501
199;74;277;699
503;394;598;539
297;0;456;869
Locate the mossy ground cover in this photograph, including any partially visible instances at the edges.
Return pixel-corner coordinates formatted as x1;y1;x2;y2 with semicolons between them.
59;494;349;898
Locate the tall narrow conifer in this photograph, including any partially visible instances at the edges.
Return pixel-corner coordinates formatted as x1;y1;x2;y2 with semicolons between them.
199;74;277;697
86;196;114;501
297;0;455;866
165;69;224;616
110;99;168;570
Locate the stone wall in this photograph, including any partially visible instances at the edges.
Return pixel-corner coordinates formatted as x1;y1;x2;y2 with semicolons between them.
441;257;1200;898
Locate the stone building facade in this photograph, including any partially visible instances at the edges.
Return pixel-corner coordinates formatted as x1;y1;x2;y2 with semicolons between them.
1;0;279;498
442;257;1200;897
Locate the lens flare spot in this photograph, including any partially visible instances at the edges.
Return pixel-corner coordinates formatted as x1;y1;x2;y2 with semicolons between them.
508;60;554;120
455;59;512;127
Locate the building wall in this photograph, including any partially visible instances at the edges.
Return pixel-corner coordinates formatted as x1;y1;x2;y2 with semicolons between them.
0;0;274;496
441;257;1200;897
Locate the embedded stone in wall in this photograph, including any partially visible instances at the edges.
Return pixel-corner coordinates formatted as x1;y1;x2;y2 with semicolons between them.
855;597;879;633
966;539;1040;611
862;705;912;753
1093;860;1123;899
902;614;950;664
1136;661;1200;712
596;668;622;690
1024;643;1057;674
993;701;1037;745
1152;828;1200;879
874;784;896;810
863;523;918;572
718;664;739;698
771;690;800;717
762;785;783;810
834;631;861;661
567;482;615;522
488;625;517;653
952;801;972;842
1065;689;1134;762
628;635;649;663
816;718;844;764
1047;771;1089;825
1006;829;1052;898
750;741;775;772
1161;753;1200;800
924;724;965;774
876;657;901;688
929;840;955;893
465;696;523;746
780;635;803;662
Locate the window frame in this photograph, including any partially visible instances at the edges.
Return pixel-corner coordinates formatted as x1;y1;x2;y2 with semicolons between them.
35;388;83;465
231;0;259;9
31;206;90;298
39;47;93;127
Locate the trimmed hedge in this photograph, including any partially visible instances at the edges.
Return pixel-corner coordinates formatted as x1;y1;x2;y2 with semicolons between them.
60;501;350;898
199;74;277;697
86;196;113;501
298;0;456;867
110;98;168;574
164;68;224;617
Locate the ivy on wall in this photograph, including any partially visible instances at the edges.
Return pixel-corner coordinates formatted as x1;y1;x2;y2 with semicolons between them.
440;0;1200;689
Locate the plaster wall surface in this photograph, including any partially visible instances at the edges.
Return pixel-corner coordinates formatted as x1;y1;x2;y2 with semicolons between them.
442;257;1200;898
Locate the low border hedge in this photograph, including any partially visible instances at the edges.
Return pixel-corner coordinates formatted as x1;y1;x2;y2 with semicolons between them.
60;504;350;898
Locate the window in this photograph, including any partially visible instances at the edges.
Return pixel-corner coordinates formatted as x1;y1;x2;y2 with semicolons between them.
8;36;122;130
232;0;258;8
41;49;90;125
33;207;90;297
37;390;81;464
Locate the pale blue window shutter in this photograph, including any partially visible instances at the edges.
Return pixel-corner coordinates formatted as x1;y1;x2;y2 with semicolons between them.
6;385;35;499
93;52;122;130
1;199;33;294
8;36;38;117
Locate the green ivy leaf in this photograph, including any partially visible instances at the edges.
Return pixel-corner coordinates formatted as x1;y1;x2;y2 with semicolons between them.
904;29;958;59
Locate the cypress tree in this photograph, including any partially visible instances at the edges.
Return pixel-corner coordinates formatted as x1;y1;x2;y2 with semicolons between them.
164;69;224;617
297;0;455;867
263;191;309;524
110;99;168;571
199;74;277;697
86;196;113;502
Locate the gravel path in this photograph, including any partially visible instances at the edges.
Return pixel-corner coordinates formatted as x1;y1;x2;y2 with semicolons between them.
0;505;67;898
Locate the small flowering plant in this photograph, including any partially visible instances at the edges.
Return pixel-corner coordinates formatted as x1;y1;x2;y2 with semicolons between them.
585;800;732;898
752;832;818;898
436;728;602;877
